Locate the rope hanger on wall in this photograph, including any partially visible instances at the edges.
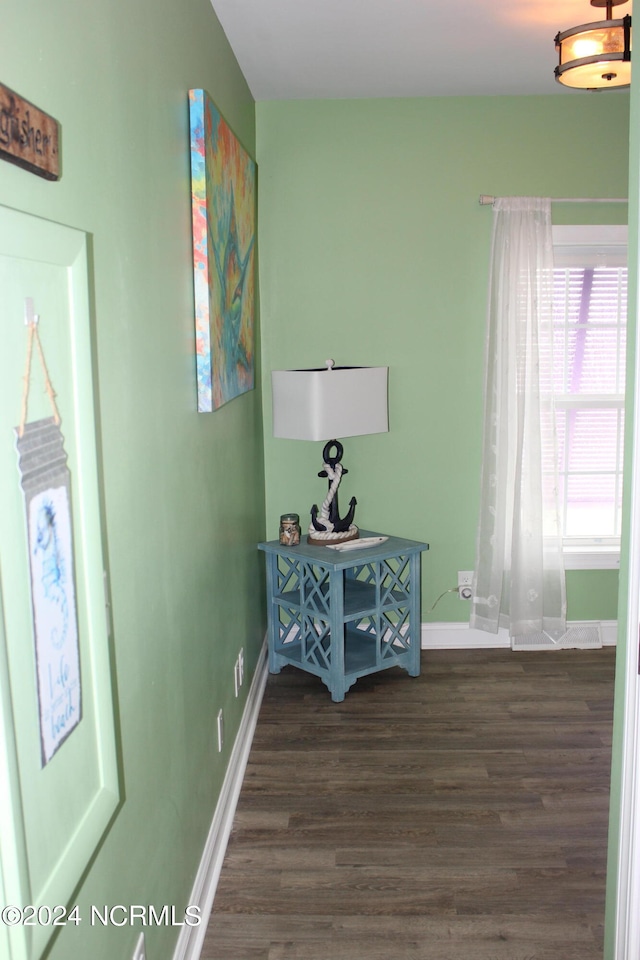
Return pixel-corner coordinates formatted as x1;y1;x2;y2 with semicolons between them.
19;297;61;437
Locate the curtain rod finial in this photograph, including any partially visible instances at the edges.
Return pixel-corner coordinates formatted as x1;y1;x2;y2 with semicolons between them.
479;195;496;206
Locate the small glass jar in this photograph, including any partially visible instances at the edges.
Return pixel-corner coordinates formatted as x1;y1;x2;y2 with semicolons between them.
279;513;301;546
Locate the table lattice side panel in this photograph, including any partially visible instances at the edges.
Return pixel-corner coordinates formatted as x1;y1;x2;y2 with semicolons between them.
300;561;332;620
275;603;303;646
351;607;412;663
302;614;332;671
274;603;333;672
274;553;303;597
275;556;333;622
348;555;413;607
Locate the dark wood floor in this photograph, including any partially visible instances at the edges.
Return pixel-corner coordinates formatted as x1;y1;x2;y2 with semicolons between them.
202;647;616;960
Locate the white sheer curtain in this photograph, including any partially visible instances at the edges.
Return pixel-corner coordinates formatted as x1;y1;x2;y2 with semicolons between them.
470;197;566;640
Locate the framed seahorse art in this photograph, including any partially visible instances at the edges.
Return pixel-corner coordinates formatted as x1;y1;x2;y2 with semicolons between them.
15;415;81;766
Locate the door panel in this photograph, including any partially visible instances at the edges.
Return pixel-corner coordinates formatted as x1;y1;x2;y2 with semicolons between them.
0;205;119;960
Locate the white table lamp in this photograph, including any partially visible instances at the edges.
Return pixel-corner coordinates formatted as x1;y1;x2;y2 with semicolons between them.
271;360;388;544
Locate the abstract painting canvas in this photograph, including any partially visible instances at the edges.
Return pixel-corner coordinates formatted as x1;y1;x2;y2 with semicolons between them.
189;89;256;411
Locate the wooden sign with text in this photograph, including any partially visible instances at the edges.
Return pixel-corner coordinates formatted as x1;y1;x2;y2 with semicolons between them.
0;83;60;180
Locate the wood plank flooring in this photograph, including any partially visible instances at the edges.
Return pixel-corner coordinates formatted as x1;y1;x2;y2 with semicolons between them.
202;647;615;960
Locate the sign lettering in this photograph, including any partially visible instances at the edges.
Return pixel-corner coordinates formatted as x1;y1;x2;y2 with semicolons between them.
0;82;60;180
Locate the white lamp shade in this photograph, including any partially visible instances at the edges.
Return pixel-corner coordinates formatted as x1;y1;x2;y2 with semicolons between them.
272;365;389;441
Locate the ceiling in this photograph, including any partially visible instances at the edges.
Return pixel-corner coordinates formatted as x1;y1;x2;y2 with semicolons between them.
208;0;632;101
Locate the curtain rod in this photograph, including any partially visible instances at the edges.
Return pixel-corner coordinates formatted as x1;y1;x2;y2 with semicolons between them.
479;194;628;206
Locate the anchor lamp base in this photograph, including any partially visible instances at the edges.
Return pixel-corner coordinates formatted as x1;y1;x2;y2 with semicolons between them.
307;440;361;545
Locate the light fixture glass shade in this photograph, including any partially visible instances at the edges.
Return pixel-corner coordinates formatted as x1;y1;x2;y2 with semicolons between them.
272;365;389;441
555;14;631;88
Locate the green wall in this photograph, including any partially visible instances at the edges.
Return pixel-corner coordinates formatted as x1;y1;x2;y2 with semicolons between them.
256;94;629;623
1;2;265;958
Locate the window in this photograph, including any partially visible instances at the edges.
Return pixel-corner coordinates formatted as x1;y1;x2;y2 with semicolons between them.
552;225;627;569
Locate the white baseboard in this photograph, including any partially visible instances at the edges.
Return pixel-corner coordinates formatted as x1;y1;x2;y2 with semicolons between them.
422;619;618;649
172;641;268;960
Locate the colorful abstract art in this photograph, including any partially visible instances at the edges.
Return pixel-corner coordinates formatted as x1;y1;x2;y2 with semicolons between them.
189;89;256;411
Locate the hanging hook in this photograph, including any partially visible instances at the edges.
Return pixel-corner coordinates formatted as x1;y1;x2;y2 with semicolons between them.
24;297;39;326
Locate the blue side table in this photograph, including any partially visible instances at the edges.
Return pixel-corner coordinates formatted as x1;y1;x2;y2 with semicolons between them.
258;531;428;701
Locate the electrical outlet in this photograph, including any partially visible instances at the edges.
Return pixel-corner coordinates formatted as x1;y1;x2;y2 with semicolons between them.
457;571;473;600
234;648;245;697
132;932;146;960
217;709;224;751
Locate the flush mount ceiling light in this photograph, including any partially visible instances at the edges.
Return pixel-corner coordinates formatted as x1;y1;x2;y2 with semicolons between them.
555;0;632;89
